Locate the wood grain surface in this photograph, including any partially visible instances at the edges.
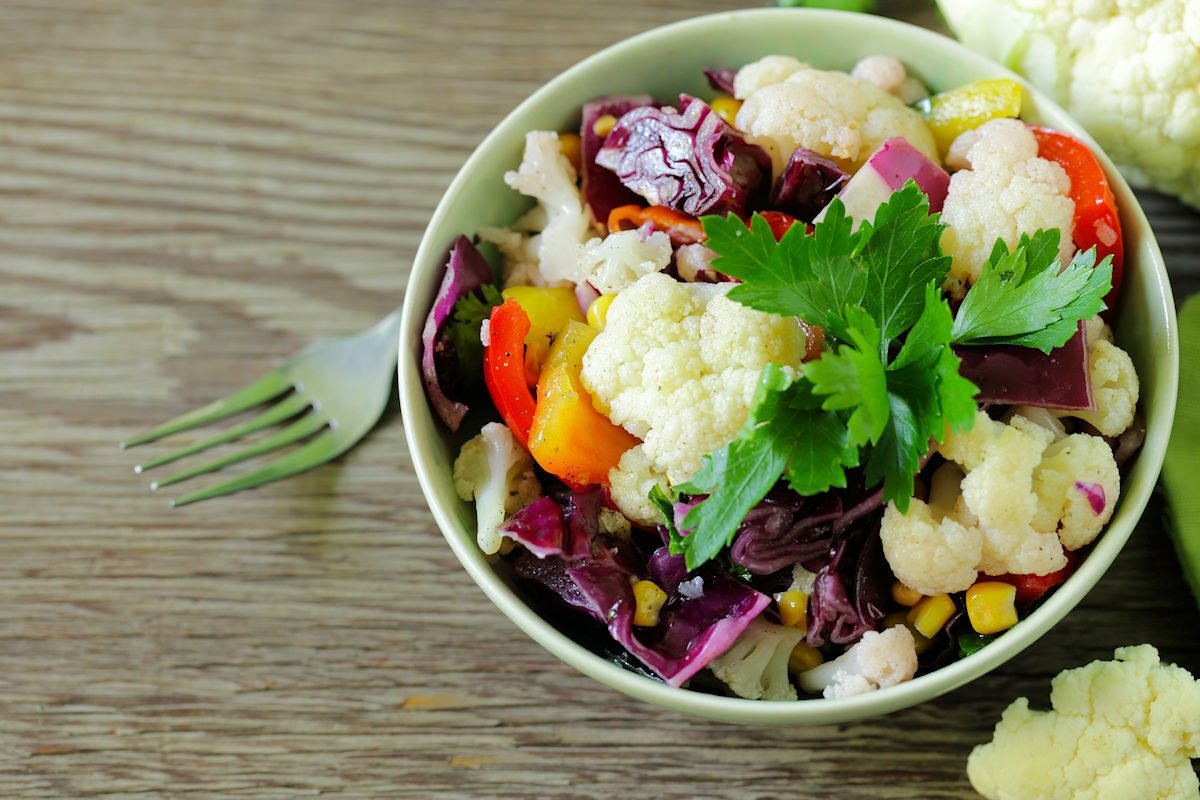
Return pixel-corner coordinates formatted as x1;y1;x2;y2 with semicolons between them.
2;1;1198;798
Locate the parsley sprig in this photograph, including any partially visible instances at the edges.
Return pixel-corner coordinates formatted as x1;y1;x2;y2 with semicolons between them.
667;182;1110;570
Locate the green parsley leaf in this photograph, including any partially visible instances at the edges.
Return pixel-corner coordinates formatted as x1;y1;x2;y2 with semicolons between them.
708;181;948;351
676;364;854;570
950;231;1112;353
648;484;685;555
803;306;888;448
443;284;503;396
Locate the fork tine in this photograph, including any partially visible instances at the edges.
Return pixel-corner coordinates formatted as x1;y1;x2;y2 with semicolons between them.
150;412;326;490
171;428;347;507
121;370;293;449
134;393;311;473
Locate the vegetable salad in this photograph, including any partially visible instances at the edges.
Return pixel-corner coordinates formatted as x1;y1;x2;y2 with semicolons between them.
421;55;1143;700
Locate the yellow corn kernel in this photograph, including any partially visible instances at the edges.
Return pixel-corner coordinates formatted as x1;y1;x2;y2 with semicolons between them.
632;579;668;627
774;590;809;631
891;581;923;607
558;131;582;173
881;611;934;655
966;581;1019;635
586;293;616;330
787;642;824;674
906;593;956;639
710;95;742;124
592;114;618;138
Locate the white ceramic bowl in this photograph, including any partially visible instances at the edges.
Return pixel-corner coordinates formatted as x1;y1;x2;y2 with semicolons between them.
398;8;1177;724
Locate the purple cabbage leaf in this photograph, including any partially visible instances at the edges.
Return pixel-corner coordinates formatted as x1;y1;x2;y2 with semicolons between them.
702;67;738;97
420;236;499;431
954;321;1094;410
772;147;849;221
581;95;656;225
509;488;768;687
595;95;772;218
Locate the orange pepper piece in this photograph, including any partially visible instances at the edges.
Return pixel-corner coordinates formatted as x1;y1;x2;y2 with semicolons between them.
528;321;639;488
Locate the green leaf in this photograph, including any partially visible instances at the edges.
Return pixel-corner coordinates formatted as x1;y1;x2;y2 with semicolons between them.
950;232;1112;353
856;182;952;347
701;213;817;318
648;485;685;555
443;284;503;396
803;307;888;448
677;364;855;570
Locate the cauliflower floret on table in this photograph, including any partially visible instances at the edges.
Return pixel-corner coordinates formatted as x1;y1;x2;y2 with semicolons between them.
968;645;1200;800
576;228;671;296
733;59;939;174
797;625;919;699
709;618;806;701
940;118;1076;296
581;272;806;485
452;422;542;555
490;130;594;286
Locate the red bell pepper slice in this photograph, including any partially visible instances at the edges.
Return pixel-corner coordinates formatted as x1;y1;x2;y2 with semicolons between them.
483;299;537;447
993;549;1081;606
758;210;802;242
1029;127;1124;313
607;204;706;247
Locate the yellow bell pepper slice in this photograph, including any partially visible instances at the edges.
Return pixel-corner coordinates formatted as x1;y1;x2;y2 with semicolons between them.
501;286;584;386
528;321;639;488
917;78;1024;156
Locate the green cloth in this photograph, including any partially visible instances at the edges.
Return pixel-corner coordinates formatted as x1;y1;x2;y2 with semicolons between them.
1162;293;1200;611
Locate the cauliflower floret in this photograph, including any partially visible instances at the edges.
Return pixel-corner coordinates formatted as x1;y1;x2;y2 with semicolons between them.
709;618;806;701
968;645;1200;800
850;54;929;105
934;411;1065;576
581;272;806;484
476;224;541;288
733;63;939;174
1006;404;1068;442
452;422;542;555
797;626;919;699
1032;433;1120;551
607;444;670;527
940;118;1076;296
880;493;984;596
498;130;593;286
732;55;807;100
1060;338;1140;437
576;228;671;295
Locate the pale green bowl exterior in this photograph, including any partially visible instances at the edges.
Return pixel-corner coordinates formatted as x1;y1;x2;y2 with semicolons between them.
398;9;1177;725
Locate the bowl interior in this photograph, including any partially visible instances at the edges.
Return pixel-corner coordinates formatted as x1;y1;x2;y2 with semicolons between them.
399;8;1177;725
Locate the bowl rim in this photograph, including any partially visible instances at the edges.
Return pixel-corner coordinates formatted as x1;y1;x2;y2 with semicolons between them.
398;7;1178;725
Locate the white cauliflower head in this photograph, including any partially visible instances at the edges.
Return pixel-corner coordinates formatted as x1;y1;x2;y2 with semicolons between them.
797;625;919;699
940;118;1076;296
708;618;806;701
880;493;984;596
968;645;1200;799
606;444;671;527
733;62;939;174
939;0;1200;210
732;55;807;100
453;422;542;555
1032;433;1120;551
576;228;671;296
498;130;594;286
580;272;806;485
850;54;930;105
1058;338;1140;437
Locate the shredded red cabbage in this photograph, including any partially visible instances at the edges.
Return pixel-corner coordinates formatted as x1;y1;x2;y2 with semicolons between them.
702;67;738;97
595;95;771;218
806;524;888;647
772;147;849;221
508;489;768;687
954;322;1094;410
581;95;656;224
420;236;494;431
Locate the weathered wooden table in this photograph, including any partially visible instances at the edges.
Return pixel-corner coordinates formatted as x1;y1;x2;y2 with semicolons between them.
2;1;1197;797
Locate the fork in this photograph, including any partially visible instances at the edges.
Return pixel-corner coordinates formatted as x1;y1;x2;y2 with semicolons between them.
121;307;403;507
